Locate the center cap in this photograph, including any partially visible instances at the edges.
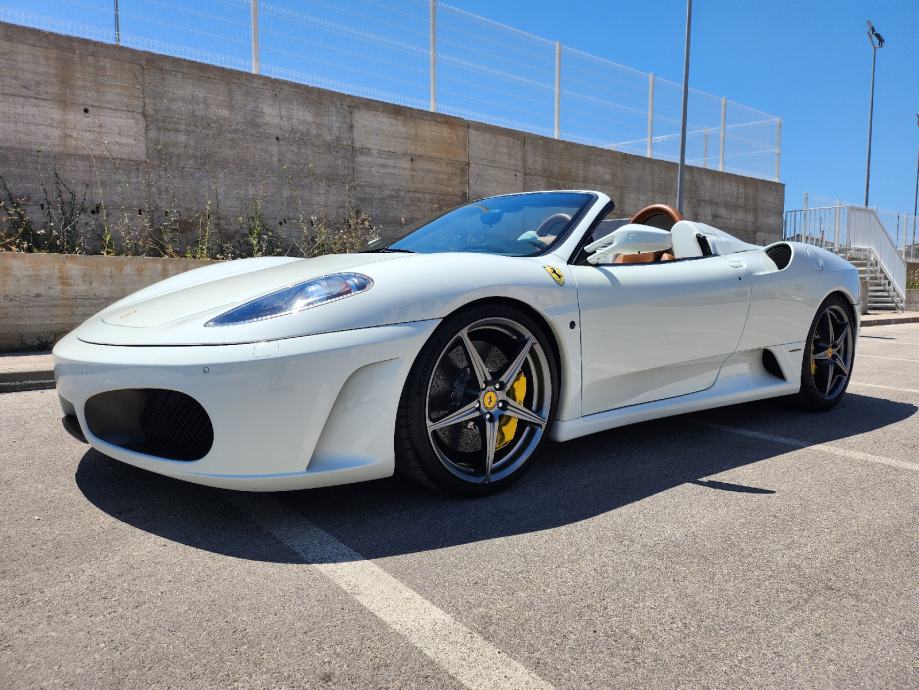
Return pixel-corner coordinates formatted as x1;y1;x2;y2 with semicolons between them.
482;390;498;410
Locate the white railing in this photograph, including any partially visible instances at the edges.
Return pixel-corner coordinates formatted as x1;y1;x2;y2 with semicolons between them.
784;204;907;304
792;194;919;261
847;206;906;301
783;206;848;249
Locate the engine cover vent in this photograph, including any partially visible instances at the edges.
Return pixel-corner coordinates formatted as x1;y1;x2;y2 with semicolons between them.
765;243;793;270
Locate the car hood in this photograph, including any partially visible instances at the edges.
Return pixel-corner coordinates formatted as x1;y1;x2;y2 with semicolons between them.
78;253;410;346
100;253;400;328
72;251;578;347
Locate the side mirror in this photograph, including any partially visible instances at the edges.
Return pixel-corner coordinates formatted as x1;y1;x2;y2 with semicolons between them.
585;224;672;265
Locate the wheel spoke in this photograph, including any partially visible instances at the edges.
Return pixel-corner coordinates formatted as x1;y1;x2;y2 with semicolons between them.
483;418;498;482
832;355;849;377
427;400;479;432
824;363;835;397
503;400;547;428
498;335;534;387
812;348;831;361
833;323;850;351
459;328;489;389
825;310;835;344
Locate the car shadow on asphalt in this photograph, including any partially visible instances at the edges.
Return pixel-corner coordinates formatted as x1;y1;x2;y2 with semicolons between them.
75;392;916;564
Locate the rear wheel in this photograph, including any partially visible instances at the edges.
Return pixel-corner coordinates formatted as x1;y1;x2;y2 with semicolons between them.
798;295;855;410
396;304;558;496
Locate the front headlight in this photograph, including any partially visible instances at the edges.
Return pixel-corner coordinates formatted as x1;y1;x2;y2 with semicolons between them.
205;272;373;327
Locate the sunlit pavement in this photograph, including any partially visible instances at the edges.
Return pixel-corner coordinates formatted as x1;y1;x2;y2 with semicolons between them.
2;323;917;688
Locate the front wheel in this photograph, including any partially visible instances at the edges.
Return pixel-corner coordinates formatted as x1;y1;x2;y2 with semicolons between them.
396;304;558;496
797;294;855;410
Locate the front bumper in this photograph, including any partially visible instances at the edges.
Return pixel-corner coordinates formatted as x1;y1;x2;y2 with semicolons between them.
54;320;439;490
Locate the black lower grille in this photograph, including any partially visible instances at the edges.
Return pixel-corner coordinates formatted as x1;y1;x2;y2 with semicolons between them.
140;390;214;460
85;389;214;461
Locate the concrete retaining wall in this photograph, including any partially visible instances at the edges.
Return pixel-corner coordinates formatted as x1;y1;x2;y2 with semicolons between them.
906;289;919;312
0;21;784;246
0;253;208;351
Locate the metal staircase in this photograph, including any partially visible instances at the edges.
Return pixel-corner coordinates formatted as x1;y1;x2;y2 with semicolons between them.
783;204;906;313
836;249;905;312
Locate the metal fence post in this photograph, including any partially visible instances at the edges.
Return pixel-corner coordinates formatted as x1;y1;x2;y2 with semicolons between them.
834;199;841;250
774;118;782;181
554;41;561;139
646;73;654;157
719;96;726;171
250;0;260;74
430;0;437;112
113;0;120;45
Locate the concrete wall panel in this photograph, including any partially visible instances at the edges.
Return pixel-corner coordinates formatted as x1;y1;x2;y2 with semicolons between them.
0;21;784;251
0;253;209;350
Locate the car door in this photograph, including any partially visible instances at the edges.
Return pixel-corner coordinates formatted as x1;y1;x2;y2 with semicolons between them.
571;255;751;415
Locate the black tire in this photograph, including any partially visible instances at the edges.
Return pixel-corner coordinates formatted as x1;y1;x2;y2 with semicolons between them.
797;294;856;411
396;303;559;496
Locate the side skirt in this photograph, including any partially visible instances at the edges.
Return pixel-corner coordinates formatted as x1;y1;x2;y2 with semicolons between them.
551;342;804;442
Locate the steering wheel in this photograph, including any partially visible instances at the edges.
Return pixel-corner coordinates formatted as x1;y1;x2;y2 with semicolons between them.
629;204;682;230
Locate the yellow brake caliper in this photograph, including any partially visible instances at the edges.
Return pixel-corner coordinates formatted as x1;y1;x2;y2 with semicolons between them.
496;372;527;450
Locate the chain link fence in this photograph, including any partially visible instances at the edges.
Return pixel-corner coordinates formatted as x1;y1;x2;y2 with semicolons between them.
1;0;783;181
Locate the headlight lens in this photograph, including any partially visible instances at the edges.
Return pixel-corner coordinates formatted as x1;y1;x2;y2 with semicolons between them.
205;272;373;327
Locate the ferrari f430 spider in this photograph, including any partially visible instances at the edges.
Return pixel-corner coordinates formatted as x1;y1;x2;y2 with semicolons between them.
54;191;859;495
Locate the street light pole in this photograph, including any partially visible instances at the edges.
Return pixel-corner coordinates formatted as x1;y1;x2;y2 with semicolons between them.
864;20;884;207
675;0;692;214
912;114;918;255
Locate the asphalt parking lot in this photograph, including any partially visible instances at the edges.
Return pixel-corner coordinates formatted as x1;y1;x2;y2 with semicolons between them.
2;322;917;689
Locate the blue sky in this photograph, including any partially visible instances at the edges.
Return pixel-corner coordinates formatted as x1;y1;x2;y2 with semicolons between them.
3;0;917;215
455;0;918;214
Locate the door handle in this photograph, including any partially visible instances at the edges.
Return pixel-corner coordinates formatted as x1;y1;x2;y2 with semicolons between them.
729;260;746;269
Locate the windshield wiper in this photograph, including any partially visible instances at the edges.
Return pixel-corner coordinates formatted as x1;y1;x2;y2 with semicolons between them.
375;247;415;253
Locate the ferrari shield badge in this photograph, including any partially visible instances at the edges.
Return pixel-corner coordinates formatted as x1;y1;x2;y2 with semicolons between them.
543;265;565;286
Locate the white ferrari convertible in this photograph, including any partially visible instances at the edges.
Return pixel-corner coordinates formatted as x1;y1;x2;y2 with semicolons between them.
54;191;859;495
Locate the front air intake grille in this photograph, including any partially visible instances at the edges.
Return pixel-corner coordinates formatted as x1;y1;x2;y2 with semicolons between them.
85;389;214;461
765;243;793;270
140;390;214;460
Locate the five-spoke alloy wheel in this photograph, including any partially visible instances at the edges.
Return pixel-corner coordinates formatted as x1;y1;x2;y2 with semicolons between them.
798;294;855;410
397;305;558;495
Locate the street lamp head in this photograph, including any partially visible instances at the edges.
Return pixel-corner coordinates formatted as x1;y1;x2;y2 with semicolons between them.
867;20;885;48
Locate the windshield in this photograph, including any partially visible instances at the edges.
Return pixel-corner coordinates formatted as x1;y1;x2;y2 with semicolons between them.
384;192;593;256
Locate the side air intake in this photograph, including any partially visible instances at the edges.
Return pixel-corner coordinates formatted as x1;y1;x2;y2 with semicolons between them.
765;243;793;270
761;349;786;380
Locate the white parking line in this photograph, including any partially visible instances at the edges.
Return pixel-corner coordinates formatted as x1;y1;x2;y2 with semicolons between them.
849;381;919;395
229;495;552;690
859;339;919;346
857;354;919;364
702;423;918;472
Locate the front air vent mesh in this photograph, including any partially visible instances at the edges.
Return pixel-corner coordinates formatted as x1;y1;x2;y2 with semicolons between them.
85;388;214;461
765;243;793;270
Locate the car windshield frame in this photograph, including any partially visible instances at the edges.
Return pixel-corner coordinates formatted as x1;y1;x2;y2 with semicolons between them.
378;192;598;258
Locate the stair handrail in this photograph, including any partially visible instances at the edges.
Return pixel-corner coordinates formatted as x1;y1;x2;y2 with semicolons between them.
847;206;906;302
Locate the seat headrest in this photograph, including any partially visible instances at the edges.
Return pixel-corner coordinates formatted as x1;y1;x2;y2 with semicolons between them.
670;221;704;259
